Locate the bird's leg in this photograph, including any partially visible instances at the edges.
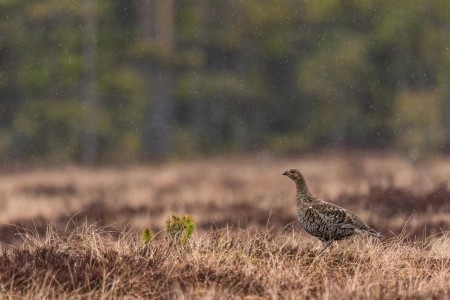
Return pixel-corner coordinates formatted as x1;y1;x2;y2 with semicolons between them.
319;241;332;254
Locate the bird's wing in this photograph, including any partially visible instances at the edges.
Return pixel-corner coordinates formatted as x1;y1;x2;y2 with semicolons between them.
346;210;381;237
307;202;361;230
345;210;371;230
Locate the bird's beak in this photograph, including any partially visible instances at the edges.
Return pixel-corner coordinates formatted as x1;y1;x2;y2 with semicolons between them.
282;171;288;176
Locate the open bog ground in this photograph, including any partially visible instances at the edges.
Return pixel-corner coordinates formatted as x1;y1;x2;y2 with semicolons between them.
0;153;449;298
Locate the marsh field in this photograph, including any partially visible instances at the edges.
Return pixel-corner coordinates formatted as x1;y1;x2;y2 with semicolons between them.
0;153;449;299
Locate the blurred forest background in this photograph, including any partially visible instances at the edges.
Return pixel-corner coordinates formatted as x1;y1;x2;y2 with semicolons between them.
0;0;449;163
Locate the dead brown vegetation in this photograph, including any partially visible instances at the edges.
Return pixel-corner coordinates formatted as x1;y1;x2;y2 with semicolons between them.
0;226;449;299
0;153;449;298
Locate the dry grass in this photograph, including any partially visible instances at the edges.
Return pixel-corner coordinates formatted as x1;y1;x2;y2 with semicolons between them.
0;226;449;299
0;153;449;298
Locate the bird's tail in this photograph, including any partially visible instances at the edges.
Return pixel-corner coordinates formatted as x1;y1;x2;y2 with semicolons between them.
367;228;382;239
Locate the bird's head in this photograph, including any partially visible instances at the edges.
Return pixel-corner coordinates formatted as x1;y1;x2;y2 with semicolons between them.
283;168;311;195
282;169;306;184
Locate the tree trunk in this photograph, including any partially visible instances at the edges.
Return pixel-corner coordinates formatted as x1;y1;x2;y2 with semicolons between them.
138;0;175;160
81;0;98;163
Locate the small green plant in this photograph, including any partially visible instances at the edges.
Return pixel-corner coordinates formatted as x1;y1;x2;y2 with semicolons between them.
142;227;154;244
164;214;196;244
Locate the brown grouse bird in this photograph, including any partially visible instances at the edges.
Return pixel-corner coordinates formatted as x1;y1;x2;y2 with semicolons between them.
283;169;381;251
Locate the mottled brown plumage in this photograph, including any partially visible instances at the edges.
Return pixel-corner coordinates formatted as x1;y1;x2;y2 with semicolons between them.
283;169;381;251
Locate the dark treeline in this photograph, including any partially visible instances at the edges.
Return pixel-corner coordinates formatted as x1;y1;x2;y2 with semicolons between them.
0;0;449;162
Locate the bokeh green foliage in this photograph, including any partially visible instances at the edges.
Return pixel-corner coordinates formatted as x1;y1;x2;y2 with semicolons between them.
393;90;447;159
0;0;448;162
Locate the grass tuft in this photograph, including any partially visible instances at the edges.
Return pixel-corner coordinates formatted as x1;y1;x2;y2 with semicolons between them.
164;214;196;244
141;227;154;244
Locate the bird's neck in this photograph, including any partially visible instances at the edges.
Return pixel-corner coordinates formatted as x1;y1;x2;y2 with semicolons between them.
296;181;313;203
